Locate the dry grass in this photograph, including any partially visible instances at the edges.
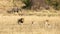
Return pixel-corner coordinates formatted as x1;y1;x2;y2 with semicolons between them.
0;0;60;16
0;0;60;34
0;16;60;34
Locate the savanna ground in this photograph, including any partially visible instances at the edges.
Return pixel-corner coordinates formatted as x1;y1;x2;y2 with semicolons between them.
0;0;60;34
0;16;60;34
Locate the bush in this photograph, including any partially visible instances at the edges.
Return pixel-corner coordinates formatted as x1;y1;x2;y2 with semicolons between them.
22;0;60;10
46;0;60;10
21;0;31;9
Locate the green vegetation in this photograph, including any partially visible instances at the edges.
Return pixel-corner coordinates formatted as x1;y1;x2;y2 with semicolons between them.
46;0;60;10
21;0;60;10
21;0;31;9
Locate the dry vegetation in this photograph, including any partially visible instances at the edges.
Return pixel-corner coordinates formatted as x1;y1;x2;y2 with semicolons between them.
0;0;60;34
0;0;60;16
0;16;60;34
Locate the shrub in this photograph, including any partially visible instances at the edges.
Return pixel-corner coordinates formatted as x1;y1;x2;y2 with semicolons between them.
22;0;60;10
46;0;60;10
21;0;31;9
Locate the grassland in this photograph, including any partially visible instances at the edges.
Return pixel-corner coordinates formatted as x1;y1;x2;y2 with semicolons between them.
0;16;60;34
0;0;60;34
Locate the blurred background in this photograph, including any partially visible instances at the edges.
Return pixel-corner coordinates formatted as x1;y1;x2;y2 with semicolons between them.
0;0;60;16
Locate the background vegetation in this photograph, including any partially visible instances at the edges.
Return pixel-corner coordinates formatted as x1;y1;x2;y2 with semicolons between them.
21;0;60;10
46;0;60;10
